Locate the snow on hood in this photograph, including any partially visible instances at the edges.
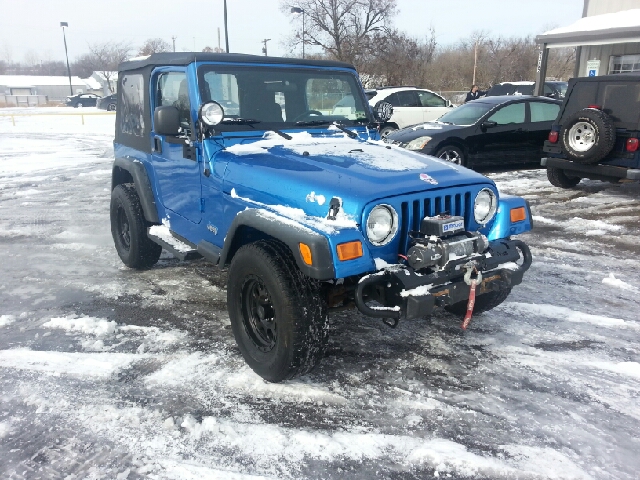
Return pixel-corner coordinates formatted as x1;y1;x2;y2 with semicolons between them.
225;131;441;172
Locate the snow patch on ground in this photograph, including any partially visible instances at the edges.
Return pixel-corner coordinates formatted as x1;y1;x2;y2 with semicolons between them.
0;349;147;378
501;302;639;329
43;316;116;336
0;314;16;327
602;273;639;292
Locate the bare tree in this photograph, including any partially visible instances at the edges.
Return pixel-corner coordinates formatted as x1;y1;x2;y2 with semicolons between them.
280;0;397;67
75;41;132;92
202;46;225;53
138;38;171;56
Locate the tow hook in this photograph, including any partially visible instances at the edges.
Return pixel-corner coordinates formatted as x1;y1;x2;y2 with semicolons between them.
461;265;482;330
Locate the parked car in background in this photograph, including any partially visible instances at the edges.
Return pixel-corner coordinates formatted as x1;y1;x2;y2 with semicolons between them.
542;74;640;188
96;93;117;111
367;86;454;137
65;93;101;108
386;95;561;168
486;81;568;100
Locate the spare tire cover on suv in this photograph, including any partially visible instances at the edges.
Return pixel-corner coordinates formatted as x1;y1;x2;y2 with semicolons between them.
560;108;615;164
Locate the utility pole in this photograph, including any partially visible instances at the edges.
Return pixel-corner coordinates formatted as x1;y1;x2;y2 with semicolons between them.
472;39;478;86
172;36;177;52
60;22;73;97
261;38;271;56
223;0;230;53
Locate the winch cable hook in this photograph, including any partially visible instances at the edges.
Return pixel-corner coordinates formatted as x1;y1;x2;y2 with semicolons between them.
462;266;482;330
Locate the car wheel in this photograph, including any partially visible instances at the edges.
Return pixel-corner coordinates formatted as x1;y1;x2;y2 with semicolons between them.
107;103;116;111
227;239;328;383
379;125;397;139
445;287;512;318
76;102;83;108
110;183;162;269
547;167;581;189
436;145;466;166
560;108;615;164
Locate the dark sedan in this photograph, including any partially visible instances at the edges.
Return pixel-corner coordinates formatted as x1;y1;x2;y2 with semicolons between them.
65;93;101;108
386;95;561;168
96;93;117;111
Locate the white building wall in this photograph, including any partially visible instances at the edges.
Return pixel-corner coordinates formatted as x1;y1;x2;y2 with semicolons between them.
585;0;640;16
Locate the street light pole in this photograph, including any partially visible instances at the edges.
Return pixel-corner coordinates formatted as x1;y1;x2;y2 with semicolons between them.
223;0;230;53
60;22;73;97
291;7;305;59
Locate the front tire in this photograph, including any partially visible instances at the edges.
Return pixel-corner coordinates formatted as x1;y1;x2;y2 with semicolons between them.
110;183;162;269
379;125;397;139
76;102;83;108
436;145;466;166
445;288;511;317
547;167;581;188
107;103;116;111
227;240;328;382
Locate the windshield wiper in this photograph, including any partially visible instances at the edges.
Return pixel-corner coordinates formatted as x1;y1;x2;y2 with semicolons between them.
295;119;358;139
294;119;332;126
221;117;261;125
333;122;358;139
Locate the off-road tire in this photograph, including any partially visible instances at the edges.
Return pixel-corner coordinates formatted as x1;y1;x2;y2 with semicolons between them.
445;287;512;317
227;239;328;382
436;145;467;166
547;167;581;189
560;108;615;164
110;183;162;269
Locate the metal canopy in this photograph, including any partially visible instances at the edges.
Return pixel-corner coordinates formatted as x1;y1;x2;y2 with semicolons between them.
534;9;640;95
536;9;640;48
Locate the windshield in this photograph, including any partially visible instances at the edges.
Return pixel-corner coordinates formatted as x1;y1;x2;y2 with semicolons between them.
437;102;495;125
197;65;373;131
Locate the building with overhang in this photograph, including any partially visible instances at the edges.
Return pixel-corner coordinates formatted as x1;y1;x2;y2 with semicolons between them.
0;75;102;106
535;0;640;94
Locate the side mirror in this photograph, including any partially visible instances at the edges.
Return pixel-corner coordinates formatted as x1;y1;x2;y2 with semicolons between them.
446;99;453;108
154;106;180;136
373;100;393;123
481;120;498;130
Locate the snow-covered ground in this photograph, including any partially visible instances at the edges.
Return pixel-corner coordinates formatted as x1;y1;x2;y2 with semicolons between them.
0;108;639;479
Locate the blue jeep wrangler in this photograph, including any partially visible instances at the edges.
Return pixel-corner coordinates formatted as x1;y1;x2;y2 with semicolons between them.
110;53;533;382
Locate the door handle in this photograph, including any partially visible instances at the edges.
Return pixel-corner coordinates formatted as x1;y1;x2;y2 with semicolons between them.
153;136;162;154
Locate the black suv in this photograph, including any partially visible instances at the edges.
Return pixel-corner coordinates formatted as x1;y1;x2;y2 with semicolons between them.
542;74;640;188
486;81;567;100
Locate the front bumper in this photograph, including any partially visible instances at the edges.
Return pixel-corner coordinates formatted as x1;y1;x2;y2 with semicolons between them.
355;238;531;319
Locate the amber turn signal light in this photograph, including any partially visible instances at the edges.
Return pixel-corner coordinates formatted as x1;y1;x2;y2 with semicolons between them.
510;207;526;223
299;243;313;265
336;241;363;261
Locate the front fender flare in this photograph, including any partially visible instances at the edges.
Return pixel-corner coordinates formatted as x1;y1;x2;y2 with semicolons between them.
219;209;336;280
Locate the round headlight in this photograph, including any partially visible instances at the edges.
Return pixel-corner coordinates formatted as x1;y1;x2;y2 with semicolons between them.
474;188;498;225
200;101;224;126
366;205;398;246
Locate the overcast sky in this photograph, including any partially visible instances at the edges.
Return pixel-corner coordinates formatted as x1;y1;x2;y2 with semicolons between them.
1;0;583;64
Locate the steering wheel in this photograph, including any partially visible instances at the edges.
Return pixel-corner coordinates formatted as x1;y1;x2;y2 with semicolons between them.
292;110;323;122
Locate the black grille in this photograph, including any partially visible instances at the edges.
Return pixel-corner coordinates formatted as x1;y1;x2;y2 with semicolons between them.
398;192;472;254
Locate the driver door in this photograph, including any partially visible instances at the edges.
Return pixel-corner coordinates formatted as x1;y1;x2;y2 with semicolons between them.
151;70;202;224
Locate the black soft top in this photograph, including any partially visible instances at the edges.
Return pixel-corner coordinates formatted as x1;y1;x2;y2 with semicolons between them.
119;52;355;72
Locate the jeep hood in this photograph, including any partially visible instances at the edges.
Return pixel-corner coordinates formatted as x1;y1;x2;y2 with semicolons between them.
214;132;493;221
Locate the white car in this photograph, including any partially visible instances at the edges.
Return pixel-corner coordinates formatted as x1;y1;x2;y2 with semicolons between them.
367;86;454;137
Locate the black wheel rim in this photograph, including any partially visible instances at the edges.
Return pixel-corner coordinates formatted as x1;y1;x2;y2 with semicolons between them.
438;149;462;165
116;206;131;251
241;276;277;352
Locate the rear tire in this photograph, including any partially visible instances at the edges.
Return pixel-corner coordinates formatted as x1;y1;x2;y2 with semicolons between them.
445;288;512;317
107;103;116;111
227;240;328;382
110;183;162;269
560;108;615;164
547;167;581;188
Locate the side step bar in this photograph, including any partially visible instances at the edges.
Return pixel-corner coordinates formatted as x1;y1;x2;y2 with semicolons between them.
147;226;202;261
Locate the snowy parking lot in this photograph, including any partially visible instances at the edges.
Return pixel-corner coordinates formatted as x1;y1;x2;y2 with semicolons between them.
0;108;639;479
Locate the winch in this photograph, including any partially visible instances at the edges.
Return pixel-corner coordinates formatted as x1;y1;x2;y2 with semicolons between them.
405;215;489;271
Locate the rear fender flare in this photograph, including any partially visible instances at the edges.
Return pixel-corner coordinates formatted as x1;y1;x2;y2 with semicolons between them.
112;157;159;224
